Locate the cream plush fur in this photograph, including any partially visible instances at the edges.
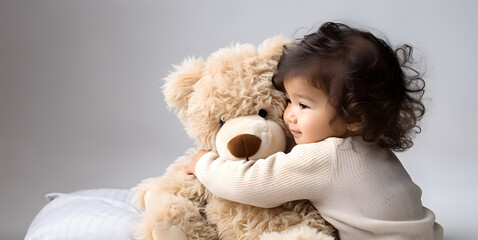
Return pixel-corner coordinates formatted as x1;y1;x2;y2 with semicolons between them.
132;37;337;240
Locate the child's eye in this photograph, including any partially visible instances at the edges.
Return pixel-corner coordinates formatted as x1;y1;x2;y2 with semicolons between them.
300;103;310;109
286;98;291;104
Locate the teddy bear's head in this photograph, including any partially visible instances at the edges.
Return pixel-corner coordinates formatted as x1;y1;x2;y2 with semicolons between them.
163;37;293;159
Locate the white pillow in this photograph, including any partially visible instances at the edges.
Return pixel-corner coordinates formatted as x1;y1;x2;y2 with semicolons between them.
25;188;141;240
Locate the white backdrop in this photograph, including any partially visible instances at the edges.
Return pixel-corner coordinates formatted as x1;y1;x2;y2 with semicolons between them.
1;0;477;239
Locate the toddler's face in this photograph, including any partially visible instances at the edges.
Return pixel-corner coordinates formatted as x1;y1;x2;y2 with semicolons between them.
283;76;349;144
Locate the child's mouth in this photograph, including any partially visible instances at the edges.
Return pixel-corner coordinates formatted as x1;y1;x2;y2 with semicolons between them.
290;129;301;135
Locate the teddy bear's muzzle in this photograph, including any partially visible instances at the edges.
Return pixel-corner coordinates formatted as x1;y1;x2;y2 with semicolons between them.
227;134;262;159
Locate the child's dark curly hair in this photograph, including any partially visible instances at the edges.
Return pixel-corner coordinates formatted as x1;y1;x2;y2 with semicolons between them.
272;22;425;151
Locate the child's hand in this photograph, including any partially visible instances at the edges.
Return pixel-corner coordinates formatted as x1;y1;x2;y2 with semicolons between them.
186;150;209;175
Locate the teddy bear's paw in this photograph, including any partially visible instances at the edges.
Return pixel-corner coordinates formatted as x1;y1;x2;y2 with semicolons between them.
152;221;188;240
144;191;153;211
132;178;158;212
259;225;335;240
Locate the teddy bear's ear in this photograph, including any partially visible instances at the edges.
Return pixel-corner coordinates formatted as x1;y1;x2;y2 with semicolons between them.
162;57;205;110
257;36;290;62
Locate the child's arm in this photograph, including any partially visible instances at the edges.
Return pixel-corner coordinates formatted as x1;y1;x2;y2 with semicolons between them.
192;142;333;208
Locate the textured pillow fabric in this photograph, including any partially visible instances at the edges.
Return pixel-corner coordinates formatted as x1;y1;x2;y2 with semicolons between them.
25;188;140;240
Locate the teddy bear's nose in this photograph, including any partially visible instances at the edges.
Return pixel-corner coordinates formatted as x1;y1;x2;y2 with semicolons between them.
227;134;262;159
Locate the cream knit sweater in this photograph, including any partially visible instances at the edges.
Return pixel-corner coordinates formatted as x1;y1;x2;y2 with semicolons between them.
195;136;443;239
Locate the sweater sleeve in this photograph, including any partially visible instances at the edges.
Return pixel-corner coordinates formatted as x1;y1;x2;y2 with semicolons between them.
194;141;333;208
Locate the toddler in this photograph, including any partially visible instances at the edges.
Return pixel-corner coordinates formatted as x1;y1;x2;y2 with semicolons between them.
187;22;443;239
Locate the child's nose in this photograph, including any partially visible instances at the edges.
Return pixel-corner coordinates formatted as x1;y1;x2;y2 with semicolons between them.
284;107;297;123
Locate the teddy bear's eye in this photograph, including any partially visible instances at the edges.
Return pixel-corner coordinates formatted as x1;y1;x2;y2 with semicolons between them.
219;117;226;126
258;109;267;118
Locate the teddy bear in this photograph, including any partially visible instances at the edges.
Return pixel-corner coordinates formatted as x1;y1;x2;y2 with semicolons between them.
132;37;337;240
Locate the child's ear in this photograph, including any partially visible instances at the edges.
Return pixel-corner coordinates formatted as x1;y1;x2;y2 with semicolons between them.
162;57;205;112
347;114;366;134
347;122;363;132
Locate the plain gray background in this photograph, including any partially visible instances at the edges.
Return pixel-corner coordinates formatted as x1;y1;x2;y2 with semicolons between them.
1;0;477;239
